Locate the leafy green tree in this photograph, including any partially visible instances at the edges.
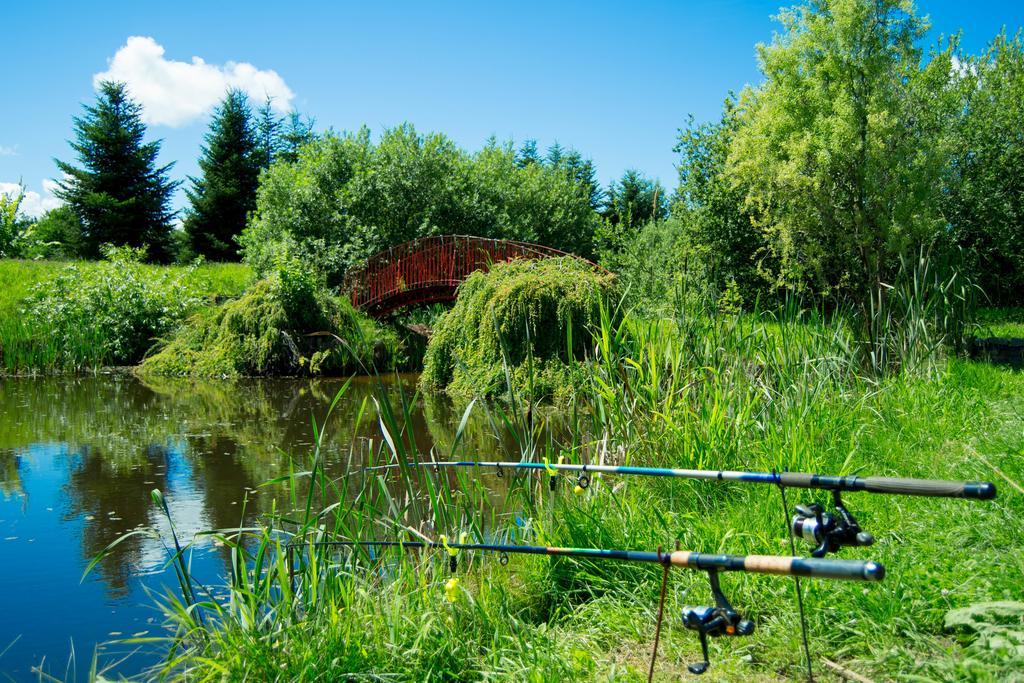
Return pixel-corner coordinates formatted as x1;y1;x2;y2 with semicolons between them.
946;31;1024;305
55;81;179;262
729;0;946;304
184;89;262;261
240;125;600;284
602;169;667;230
0;184;28;257
468;139;598;255
28;206;86;259
673;101;768;303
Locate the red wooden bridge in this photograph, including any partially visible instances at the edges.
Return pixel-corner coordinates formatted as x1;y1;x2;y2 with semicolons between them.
344;235;596;317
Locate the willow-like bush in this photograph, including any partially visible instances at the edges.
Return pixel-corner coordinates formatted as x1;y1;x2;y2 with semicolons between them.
139;266;398;377
421;257;617;400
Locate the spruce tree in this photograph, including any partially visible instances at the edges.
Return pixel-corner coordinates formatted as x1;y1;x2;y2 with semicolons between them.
254;97;283;168
278;111;316;163
55;81;179;262
184;89;261;261
603;170;667;229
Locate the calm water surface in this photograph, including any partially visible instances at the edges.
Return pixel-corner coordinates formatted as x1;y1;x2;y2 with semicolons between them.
0;374;526;680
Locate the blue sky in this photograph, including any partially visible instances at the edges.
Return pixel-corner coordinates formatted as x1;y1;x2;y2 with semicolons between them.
2;0;1021;217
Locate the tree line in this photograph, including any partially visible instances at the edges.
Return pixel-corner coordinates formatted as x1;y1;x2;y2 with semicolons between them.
3;0;1021;307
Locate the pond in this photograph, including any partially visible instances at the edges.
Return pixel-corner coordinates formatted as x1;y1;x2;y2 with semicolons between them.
0;374;535;680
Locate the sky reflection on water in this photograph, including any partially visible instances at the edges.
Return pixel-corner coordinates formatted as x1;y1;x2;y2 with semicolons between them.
0;374;523;680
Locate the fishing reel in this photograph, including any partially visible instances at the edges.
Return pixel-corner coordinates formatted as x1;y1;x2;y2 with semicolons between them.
791;489;874;558
680;569;755;675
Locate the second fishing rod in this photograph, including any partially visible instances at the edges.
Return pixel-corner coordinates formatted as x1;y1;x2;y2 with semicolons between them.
364;457;997;557
291;535;884;676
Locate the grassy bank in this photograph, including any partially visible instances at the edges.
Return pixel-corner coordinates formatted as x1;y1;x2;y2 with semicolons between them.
123;306;1022;681
0;258;252;315
0;257;253;374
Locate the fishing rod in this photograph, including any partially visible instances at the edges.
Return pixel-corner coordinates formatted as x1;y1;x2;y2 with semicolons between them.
363;459;997;557
292;537;884;675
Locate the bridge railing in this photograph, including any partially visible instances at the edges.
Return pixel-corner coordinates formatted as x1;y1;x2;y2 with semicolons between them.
343;235;579;315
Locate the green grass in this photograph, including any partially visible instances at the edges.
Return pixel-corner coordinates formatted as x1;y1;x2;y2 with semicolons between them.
0;258;253;374
104;302;1024;681
975;307;1024;338
0;258;253;316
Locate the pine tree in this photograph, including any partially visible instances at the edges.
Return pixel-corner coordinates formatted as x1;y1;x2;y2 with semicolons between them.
278;111;316;163
254;97;283;168
603;170;666;229
55;81;179;262
184;89;261;261
515;139;540;168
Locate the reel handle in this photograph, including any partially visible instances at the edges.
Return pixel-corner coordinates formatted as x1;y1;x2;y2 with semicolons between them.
681;605;755;675
688;630;711;675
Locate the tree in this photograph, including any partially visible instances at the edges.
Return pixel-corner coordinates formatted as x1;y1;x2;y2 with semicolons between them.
239;126;601;284
254;100;316;167
729;0;945;304
279;111;317;163
0;183;28;257
184;89;262;261
515;139;540;168
673;102;768;302
550;149;602;211
29;206;86;259
254;98;283;169
946;31;1024;305
55;81;178;262
602;169;667;230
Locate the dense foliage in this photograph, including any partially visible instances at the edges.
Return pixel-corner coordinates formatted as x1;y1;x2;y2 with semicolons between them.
184;90;262;261
0;258;252;374
421;257;617;399
672;102;768;305
139;258;398;377
54;82;179;263
0;185;32;258
728;0;948;303
600;169;667;231
17;247;199;368
601;0;1024;315
946;30;1024;305
240;126;601;285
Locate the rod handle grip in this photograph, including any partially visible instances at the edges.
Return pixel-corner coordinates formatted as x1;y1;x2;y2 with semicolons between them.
861;477;996;499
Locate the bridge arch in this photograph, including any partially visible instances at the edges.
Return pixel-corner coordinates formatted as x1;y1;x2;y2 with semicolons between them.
343;235;599;317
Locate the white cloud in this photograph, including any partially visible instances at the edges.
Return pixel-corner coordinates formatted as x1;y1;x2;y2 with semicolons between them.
0;180;62;218
94;36;295;127
0;145;16;157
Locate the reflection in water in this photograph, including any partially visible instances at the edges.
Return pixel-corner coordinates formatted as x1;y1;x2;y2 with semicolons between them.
0;374;562;680
63;444;172;596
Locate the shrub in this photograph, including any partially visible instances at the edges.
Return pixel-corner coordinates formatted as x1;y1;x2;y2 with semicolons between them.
20;246;199;367
420;257;617;400
139;258;398;377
